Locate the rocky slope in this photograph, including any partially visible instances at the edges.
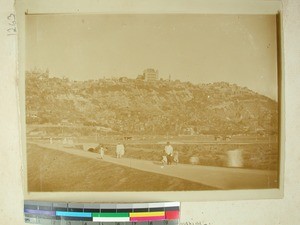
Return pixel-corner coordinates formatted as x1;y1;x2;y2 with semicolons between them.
25;71;278;136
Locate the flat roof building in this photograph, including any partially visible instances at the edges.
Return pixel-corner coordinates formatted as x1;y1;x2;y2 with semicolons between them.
143;68;158;82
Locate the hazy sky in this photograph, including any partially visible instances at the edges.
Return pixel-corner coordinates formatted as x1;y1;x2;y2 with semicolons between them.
26;14;278;100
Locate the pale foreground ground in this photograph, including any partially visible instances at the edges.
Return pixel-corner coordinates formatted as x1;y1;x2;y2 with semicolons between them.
29;142;278;190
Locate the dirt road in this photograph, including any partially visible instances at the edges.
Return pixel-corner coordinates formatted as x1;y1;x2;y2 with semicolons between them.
29;142;278;189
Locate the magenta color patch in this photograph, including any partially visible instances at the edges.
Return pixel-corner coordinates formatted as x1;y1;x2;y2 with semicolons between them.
130;216;165;222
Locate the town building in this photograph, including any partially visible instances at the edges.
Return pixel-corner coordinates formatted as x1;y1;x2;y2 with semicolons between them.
143;68;158;82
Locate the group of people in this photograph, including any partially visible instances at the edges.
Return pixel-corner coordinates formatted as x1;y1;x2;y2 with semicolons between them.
162;142;179;165
95;142;125;159
95;141;178;165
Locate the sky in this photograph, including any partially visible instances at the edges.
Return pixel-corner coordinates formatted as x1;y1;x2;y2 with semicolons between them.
26;14;278;100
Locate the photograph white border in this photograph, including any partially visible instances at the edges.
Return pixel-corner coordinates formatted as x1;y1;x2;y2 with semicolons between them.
16;0;285;202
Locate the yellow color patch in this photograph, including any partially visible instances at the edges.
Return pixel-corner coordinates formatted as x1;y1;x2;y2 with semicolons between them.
129;211;165;217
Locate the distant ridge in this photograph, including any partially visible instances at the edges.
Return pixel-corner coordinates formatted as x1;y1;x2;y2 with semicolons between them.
25;71;278;136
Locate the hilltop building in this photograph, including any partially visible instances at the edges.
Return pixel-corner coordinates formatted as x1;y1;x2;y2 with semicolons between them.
136;75;144;80
143;68;158;81
136;68;159;82
119;77;128;82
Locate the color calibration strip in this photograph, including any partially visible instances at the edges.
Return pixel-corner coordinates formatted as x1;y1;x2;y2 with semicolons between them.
24;201;180;224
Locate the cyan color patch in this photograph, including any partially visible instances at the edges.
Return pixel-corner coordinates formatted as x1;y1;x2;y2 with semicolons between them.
56;211;92;218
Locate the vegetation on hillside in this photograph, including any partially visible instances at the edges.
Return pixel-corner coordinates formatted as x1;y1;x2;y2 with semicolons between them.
26;70;278;136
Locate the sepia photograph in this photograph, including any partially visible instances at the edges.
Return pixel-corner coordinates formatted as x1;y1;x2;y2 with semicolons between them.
24;14;280;192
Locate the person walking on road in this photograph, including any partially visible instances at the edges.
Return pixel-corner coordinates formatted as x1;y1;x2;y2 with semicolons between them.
164;141;173;165
99;145;105;159
116;142;125;158
95;144;105;159
173;151;179;164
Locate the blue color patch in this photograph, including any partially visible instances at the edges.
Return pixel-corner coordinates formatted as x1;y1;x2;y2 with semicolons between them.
56;211;92;218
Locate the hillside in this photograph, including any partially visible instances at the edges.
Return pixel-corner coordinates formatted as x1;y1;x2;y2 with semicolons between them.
25;70;278;136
